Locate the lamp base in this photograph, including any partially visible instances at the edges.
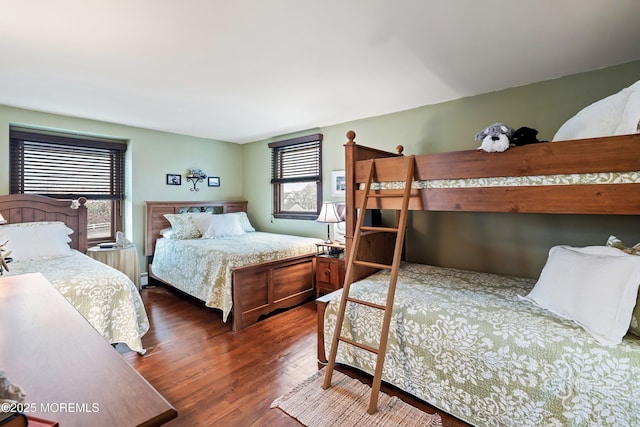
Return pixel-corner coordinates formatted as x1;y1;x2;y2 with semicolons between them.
323;239;333;244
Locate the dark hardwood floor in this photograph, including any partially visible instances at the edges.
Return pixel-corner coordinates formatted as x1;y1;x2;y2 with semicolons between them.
120;284;470;426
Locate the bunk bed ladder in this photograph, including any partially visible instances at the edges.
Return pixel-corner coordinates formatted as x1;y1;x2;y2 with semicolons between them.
322;155;415;414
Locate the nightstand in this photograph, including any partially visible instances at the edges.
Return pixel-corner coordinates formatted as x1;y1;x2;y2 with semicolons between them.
87;244;141;290
314;242;345;297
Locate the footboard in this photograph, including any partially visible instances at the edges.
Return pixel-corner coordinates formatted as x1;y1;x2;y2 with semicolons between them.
231;254;315;331
316;293;333;365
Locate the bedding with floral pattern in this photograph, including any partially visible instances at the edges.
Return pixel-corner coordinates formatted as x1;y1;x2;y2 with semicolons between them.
323;262;640;427
6;251;149;353
151;232;320;321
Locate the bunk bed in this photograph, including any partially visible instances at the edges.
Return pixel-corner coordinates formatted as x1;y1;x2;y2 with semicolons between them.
145;200;320;331
317;131;640;427
0;194;148;353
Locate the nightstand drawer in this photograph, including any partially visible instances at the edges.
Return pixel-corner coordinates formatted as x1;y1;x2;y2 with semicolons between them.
314;255;345;297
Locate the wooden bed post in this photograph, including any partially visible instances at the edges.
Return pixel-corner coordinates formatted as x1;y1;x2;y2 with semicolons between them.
343;131;405;282
344;130;357;264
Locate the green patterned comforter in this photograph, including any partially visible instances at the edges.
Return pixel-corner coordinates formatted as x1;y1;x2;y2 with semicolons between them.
151;232;320;321
6;251;149;353
323;262;640;427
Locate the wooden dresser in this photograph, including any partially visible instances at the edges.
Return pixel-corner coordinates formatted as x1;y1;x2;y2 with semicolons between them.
0;273;177;426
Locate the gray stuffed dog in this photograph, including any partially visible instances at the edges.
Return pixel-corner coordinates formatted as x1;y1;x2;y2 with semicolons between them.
475;123;516;153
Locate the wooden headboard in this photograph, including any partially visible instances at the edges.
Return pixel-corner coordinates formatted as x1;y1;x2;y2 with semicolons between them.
144;200;248;257
0;194;88;253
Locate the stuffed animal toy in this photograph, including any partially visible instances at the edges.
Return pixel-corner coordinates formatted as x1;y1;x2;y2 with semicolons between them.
511;126;541;146
475;123;516;152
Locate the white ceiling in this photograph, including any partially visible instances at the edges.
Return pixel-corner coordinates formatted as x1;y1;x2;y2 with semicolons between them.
1;1;639;144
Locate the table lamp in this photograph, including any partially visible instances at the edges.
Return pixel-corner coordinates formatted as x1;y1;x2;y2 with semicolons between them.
316;202;341;244
0;213;6;225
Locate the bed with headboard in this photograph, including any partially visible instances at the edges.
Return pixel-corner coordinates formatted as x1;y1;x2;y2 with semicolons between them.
145;200;321;331
317;131;640;426
0;194;149;353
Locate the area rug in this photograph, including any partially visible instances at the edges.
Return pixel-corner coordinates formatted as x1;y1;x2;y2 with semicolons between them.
271;368;442;427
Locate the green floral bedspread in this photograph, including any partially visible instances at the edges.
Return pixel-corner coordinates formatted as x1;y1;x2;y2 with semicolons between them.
6;251;149;353
323;262;640;427
151;232;320;321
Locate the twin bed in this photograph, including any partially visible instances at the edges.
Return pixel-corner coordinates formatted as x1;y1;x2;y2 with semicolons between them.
317;131;640;426
0;194;148;353
145;200;321;331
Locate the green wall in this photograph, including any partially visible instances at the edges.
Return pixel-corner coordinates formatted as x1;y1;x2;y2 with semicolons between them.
2;60;639;279
244;60;640;278
0;106;244;271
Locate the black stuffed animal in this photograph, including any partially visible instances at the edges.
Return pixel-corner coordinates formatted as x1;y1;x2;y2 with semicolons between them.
510;127;541;146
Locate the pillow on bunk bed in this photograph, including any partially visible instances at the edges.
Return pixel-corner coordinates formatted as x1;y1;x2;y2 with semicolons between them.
523;245;640;345
0;221;73;261
163;212;212;239
606;235;640;337
553;80;640;141
194;213;244;239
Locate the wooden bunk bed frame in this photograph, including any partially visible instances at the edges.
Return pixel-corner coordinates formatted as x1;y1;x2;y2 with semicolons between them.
318;129;640;362
0;194;88;252
145;200;316;331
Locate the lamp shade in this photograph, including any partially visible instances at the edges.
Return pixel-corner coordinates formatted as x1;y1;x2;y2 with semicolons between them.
0;213;6;225
316;202;340;223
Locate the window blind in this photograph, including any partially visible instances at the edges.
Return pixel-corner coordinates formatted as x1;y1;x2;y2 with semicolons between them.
9;128;126;200
269;134;322;184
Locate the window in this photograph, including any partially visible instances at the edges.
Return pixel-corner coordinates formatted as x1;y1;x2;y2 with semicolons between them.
269;134;322;220
9;126;126;243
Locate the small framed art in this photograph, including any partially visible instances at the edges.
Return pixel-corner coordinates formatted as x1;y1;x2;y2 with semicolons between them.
208;176;220;187
331;170;345;197
167;174;181;185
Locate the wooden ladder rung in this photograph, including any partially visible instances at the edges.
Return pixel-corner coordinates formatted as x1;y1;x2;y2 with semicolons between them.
367;193;405;198
360;226;399;233
337;336;379;354
345;296;386;310
353;260;392;270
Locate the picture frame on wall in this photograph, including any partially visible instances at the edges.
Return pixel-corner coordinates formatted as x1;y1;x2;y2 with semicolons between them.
166;174;181;185
331;170;345;197
208;176;220;187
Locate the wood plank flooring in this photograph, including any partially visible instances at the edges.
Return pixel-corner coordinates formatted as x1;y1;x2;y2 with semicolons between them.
121;284;470;426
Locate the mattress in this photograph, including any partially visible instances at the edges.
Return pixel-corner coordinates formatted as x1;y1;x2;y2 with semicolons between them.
366;171;640;190
151;231;320;321
323;262;640;427
6;250;149;353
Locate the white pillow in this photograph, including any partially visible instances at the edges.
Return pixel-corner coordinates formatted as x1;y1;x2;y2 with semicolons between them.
0;221;73;261
553;87;632;141
159;227;174;239
524;245;640;345
194;214;245;239
553;80;640;141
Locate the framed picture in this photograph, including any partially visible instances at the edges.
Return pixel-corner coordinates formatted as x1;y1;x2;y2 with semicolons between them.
166;174;181;185
331;170;345;197
208;176;220;187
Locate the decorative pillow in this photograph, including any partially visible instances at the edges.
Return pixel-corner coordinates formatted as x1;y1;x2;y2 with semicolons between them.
163;213;211;239
234;212;255;232
606;235;640;337
523;245;640;345
194;213;245;239
0;221;73;261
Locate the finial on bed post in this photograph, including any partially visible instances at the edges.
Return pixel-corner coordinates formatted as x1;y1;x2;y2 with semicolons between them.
396;145;404;155
346;130;356;145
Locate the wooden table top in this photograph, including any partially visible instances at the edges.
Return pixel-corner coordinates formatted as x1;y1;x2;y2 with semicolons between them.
0;273;177;426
